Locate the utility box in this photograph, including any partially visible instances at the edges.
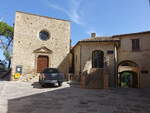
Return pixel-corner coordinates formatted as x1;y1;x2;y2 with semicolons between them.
16;65;22;74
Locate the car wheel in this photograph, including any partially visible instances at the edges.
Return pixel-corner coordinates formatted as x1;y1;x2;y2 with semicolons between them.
41;84;46;88
58;82;62;86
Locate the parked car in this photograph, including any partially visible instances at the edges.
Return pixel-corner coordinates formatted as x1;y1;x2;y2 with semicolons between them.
39;68;64;87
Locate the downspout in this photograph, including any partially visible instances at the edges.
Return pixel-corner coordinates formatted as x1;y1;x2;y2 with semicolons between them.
80;44;82;80
114;41;119;88
71;50;74;74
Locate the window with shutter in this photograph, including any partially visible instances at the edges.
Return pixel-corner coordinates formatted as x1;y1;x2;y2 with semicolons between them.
132;39;140;51
92;50;104;68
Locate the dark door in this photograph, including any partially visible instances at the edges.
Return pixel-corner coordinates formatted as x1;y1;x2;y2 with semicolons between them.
132;72;138;88
120;72;133;88
37;56;49;73
120;71;138;88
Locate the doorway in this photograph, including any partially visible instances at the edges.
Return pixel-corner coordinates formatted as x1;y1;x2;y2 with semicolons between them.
120;71;138;88
117;60;139;88
37;56;49;73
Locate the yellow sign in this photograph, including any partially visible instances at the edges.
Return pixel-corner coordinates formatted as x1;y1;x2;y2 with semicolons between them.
14;73;21;79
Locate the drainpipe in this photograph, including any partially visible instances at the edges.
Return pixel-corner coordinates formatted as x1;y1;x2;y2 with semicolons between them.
79;44;82;80
114;42;119;88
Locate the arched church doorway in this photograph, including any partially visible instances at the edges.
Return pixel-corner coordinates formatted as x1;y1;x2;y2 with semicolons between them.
118;60;139;88
37;55;49;73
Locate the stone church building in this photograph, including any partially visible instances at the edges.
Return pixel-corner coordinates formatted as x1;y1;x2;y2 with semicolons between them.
12;11;150;88
12;11;70;76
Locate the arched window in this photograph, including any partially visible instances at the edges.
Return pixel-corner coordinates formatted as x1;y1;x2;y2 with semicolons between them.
92;50;104;68
119;60;138;67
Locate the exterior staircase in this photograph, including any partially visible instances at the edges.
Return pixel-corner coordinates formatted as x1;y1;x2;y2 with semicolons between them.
80;68;109;89
67;79;80;87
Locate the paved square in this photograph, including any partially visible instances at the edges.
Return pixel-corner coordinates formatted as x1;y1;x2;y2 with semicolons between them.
0;81;150;113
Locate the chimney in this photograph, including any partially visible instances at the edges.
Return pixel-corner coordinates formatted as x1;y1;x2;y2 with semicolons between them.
91;33;96;38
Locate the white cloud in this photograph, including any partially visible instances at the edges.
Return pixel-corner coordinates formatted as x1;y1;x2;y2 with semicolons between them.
41;0;101;36
43;0;84;26
68;0;85;25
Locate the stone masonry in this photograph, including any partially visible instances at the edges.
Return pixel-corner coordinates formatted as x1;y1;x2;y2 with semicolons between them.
12;11;70;77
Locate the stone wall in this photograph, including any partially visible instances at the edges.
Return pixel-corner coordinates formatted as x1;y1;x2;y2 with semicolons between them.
73;44;81;76
12;11;70;76
80;42;115;87
73;42;116;87
80;68;109;89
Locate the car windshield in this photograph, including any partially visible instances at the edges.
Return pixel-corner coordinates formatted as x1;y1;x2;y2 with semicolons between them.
43;68;59;74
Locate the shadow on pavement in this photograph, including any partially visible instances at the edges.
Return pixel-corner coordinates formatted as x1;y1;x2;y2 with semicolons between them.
6;83;150;113
7;85;82;113
0;69;11;81
31;82;59;89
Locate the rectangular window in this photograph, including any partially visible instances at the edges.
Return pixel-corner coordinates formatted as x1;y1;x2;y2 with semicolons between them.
107;50;114;54
132;39;140;51
92;50;104;68
141;70;149;74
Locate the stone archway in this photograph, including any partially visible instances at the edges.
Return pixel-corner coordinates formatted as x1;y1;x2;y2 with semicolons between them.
117;60;139;88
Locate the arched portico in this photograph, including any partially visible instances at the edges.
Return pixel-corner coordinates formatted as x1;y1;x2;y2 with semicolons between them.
117;60;139;88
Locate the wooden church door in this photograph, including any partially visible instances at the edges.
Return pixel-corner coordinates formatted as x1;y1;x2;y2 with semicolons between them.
37;56;49;73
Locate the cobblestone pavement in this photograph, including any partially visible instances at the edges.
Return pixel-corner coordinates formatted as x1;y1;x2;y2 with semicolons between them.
0;81;150;113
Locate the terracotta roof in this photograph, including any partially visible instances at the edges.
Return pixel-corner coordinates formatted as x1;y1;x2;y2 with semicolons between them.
72;31;150;50
79;36;120;42
71;46;74;49
78;31;150;43
71;37;119;51
113;31;150;37
16;11;70;22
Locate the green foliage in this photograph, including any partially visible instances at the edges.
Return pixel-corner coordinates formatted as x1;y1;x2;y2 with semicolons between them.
3;50;11;61
0;21;13;68
0;22;13;38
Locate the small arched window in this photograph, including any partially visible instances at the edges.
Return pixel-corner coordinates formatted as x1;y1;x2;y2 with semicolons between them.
92;50;104;68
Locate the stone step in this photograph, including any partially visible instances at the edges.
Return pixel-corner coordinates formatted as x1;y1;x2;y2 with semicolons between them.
19;74;39;82
68;80;80;88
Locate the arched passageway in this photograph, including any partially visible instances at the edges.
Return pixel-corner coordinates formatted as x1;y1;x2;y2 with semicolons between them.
117;60;139;88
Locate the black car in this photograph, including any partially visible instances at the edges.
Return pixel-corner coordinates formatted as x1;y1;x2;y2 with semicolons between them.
39;68;64;87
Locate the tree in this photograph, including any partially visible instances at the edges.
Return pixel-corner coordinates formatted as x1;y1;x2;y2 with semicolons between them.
0;21;13;68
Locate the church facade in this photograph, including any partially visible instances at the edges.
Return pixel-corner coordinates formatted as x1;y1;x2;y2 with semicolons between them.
12;11;70;76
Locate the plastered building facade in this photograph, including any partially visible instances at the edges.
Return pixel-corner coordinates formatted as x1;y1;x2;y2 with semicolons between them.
116;33;150;88
72;32;150;88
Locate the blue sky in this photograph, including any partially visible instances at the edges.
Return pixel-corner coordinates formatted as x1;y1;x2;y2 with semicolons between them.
0;0;150;60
